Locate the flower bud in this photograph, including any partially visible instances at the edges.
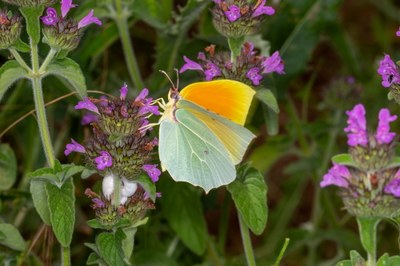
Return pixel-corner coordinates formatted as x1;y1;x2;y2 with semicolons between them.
0;10;22;50
42;18;82;52
211;0;275;38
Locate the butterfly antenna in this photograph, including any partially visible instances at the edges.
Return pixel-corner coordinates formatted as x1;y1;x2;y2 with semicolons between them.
159;70;177;89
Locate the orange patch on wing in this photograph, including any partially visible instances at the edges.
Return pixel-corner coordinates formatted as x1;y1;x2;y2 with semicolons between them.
179;80;255;125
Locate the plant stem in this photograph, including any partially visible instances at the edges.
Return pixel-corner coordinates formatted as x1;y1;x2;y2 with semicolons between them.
114;0;144;89
30;40;55;168
62;246;71;266
238;213;256;266
9;48;31;72
39;48;57;73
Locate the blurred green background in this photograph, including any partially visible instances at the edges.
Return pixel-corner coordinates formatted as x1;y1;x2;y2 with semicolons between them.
1;0;400;265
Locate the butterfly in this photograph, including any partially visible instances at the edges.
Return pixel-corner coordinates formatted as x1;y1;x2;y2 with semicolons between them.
157;79;256;193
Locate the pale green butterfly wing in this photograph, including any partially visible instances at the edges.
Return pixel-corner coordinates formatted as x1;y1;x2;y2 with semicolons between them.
159;108;236;193
178;99;256;165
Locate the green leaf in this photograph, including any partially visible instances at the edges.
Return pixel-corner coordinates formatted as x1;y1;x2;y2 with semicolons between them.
20;6;44;44
122;227;137;260
81;168;97;179
136;174;157;202
356;217;380;261
256;89;280;114
46;178;75;247
87;253;107;266
262;99;279;136
56;164;85;183
46;58;87;98
28;166;58;183
350;250;365;265
378;254;389;266
0;223;26;251
228;36;245;58
331;153;356;167
334;260;351;266
96;230;127;266
0;144;17;191
30;179;51;225
160;180;207;255
12;39;30;53
0;60;28;102
388;256;400;265
227;164;268;235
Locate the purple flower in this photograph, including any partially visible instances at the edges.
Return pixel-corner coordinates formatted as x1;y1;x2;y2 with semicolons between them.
41;8;58;26
78;10;102;29
135;88;149;102
139;102;160;116
252;0;275;17
143;164;161;182
61;0;77;18
320;163;351;188
224;5;241;22
91;198;105;208
375;108;397;144
385;178;400;197
397;27;400;37
204;63;222;80
246;67;263;85
120;83;128;101
64;138;86;156
344;104;368;147
81;113;98;125
377;54;400;88
95;151;113;170
179;56;203;73
262;51;285;74
75;97;99;114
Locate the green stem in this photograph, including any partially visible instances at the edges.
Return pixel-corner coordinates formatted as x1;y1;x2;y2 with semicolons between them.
30;39;55;168
112;175;121;207
9;48;31;72
357;217;380;266
39;48;57;73
62;246;71;266
238;213;256;266
114;0;144;89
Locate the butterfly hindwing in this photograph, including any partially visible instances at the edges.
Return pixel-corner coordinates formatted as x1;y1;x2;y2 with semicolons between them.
178;99;255;165
159;108;236;192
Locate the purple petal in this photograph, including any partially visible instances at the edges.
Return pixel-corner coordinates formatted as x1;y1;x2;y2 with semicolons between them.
204;63;222;80
95;151;113;170
252;0;276;17
139;102;160;116
375;108;397;144
224;5;241;22
262;51;285;74
143;164;161;182
41;8;58;26
78;10;102;29
81;113;98;125
75;97;99;114
92;198;105;208
179;56;203;73
135;88;149;102
344;104;368;147
320;163;350;188
64;138;86;156
397;27;400;37
385;178;400;197
61;0;77;18
120;83;128;101
246;67;263;85
377;54;400;88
